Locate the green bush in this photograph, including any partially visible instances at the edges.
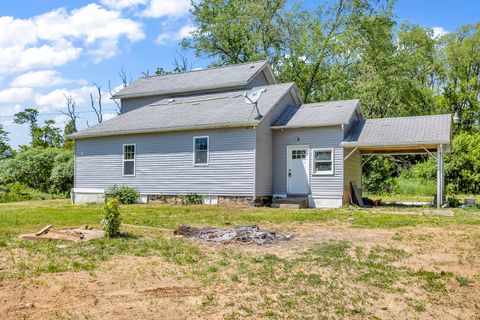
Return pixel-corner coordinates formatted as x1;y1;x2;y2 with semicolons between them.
102;198;121;238
107;185;139;204
49;151;74;194
179;192;203;205
409;132;480;194
0;147;73;193
0;182;30;203
362;157;397;194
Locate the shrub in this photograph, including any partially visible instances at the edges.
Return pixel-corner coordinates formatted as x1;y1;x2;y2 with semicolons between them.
409;132;480;194
362;157;397;194
102;198;121;238
0;182;30;203
107;185;139;204
49;151;74;194
0;147;73;194
179;192;203;205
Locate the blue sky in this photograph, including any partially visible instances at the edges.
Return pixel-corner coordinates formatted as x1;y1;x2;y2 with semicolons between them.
0;0;478;148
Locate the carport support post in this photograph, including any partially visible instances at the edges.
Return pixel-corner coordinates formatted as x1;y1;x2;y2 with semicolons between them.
437;144;444;208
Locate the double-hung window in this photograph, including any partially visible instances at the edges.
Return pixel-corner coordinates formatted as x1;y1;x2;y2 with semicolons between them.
123;144;136;176
193;136;209;165
313;148;333;174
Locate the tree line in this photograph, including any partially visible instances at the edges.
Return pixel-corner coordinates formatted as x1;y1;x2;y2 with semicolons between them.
182;0;479;194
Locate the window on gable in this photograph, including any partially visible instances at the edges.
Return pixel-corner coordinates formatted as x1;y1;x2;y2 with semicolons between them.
123;144;136;176
313;149;333;174
194;136;209;165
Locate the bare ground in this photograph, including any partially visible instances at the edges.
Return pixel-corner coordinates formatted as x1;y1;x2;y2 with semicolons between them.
1;222;480;319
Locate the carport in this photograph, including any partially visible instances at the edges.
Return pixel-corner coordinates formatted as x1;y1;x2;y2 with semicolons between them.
341;114;453;208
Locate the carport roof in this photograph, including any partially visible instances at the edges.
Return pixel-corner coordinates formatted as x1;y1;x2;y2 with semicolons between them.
341;114;452;154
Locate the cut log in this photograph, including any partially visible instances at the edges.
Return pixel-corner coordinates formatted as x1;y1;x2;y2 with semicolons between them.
35;225;52;236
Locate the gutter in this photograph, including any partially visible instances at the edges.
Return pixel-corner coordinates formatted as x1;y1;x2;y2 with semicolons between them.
340;140;452;147
68;122;259;140
271;123;346;129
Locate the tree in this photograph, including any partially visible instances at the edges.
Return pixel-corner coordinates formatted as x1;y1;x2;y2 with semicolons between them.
14;108;39;138
61;94;79;133
109;66;132;113
183;0;286;64
63;120;76;150
90;83;103;123
440;23;480;132
32;120;64;148
0;124;11;158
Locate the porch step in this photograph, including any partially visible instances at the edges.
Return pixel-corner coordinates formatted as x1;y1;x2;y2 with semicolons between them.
271;197;308;209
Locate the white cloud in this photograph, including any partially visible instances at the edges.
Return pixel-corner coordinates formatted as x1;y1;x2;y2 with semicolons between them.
432;26;449;38
142;0;191;18
53;115;69;129
0;104;22;117
11;70;87;88
0;87;34;103
103;113;117;121
101;0;147;10
0;4;145;76
34;86;114;112
156;24;196;44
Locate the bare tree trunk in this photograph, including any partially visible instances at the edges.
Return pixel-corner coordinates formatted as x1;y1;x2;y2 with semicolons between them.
90;83;103;123
61;94;79;132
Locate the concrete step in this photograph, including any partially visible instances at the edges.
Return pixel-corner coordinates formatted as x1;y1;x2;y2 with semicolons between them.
271;196;308;209
271;203;303;209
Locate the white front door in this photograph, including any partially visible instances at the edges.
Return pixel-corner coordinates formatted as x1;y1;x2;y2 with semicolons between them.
287;146;309;195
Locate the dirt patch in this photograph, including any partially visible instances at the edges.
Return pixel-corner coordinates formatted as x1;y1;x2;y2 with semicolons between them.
1;223;480;319
0;256;203;320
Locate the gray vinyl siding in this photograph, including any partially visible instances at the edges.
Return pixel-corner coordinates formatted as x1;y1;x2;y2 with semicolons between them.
343;107;362;138
247;71;269;88
255;91;298;196
75;127;256;196
272;126;344;198
343;148;362;193
121;96;166;114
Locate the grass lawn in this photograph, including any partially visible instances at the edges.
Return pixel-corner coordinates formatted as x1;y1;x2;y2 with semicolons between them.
1;200;480;319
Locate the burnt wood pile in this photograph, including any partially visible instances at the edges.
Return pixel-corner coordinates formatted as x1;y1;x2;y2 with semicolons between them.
174;225;292;245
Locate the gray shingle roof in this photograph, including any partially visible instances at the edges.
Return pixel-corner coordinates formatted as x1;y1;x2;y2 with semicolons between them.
71;83;296;139
272;99;360;128
341;114;452;147
113;61;272;98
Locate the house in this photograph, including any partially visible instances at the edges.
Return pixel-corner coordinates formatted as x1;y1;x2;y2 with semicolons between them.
70;61;452;208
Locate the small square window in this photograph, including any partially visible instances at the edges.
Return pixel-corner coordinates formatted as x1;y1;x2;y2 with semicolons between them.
313;149;333;174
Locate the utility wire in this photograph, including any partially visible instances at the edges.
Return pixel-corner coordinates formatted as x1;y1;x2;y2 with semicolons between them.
0;108;118;118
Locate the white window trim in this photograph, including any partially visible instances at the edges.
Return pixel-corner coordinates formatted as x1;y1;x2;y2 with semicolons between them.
312;148;334;175
193;136;209;166
122;143;136;177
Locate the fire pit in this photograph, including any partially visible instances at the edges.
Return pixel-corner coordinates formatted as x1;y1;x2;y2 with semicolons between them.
174;225;292;245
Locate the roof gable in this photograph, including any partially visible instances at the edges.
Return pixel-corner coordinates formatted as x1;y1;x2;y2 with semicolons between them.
113;61;275;99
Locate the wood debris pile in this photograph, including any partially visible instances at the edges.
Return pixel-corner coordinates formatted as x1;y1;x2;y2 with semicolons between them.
19;225;104;242
174;225;292;245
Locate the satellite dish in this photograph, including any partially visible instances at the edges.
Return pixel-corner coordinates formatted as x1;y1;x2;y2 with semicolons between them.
244;88;266;104
244;88;266;120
